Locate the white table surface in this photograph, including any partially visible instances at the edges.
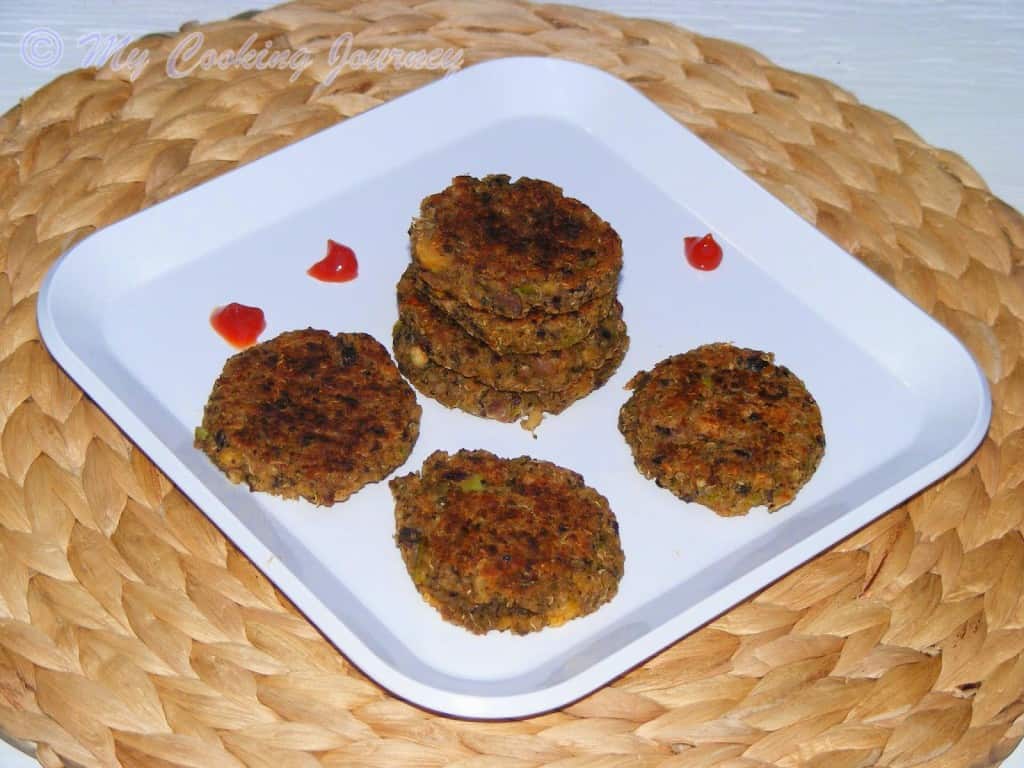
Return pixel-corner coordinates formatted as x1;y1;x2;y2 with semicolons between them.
0;1;1022;766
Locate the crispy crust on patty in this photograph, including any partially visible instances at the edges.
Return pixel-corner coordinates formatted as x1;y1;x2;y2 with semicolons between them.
390;449;624;634
414;266;617;354
196;329;421;505
410;175;622;318
397;266;627;392
618;343;825;516
394;320;627;427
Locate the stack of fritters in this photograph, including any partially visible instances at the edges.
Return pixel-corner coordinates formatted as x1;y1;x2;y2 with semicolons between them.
394;174;628;427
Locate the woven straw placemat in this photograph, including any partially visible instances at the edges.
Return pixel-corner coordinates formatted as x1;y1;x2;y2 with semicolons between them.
2;1;1023;766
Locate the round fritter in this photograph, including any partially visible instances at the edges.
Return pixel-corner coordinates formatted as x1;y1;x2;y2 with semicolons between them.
410;175;622;318
390;449;624;634
618;343;825;516
394;319;627;428
195;329;421;506
415;266;617;354
397;266;627;392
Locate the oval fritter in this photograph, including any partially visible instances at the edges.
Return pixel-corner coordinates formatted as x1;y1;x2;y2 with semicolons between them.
195;329;421;505
397;266;627;392
393;319;627;428
414;266;617;354
390;449;624;634
618;343;825;516
410;175;622;318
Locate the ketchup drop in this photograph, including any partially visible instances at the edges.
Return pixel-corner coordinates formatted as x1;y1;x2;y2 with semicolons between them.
308;239;358;282
210;302;266;348
684;233;723;271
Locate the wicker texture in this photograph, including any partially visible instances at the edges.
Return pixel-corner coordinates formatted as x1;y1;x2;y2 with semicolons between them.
1;1;1023;766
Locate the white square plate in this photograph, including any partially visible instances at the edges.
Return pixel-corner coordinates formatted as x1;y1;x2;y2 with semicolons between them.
38;58;990;718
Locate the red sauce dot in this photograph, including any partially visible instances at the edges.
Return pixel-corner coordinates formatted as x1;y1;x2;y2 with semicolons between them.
308;239;358;282
210;302;266;348
684;233;723;271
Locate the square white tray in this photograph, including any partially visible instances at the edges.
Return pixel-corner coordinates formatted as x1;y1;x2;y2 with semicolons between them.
38;57;990;718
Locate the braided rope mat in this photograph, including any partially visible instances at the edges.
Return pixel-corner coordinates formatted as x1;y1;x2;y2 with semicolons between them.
1;1;1023;766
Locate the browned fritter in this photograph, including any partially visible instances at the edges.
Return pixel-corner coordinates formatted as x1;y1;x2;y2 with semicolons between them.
618;343;825;516
396;266;627;392
195;329;421;505
390;449;624;634
410;175;622;318
414;266;617;354
393;318;628;428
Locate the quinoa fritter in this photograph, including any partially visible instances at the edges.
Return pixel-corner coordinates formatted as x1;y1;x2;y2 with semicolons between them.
410;175;622;318
394;320;628;427
618;343;824;516
196;329;421;505
396;266;627;392
390;449;624;634
414;266;617;354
